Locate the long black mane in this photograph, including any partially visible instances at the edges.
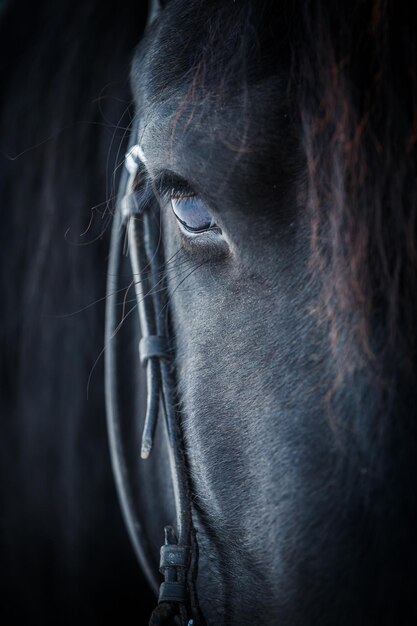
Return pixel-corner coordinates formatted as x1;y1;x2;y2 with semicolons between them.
0;1;154;623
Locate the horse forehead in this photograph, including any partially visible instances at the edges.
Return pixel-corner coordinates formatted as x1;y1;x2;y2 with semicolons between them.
135;0;292;85
131;2;295;181
132;0;292;138
137;78;288;155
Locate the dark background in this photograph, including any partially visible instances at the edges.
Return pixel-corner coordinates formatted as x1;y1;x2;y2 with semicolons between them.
0;1;155;623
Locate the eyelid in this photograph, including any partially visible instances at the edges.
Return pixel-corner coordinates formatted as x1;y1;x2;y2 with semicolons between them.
154;170;195;200
175;225;230;259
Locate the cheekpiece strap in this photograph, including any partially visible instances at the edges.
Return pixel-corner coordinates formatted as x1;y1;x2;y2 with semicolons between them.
158;581;188;604
160;544;190;571
139;335;169;365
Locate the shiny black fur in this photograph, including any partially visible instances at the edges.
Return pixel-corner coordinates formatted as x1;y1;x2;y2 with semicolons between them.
131;1;417;624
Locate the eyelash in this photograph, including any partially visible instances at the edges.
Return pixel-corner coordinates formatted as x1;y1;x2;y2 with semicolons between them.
155;171;195;201
170;188;195;201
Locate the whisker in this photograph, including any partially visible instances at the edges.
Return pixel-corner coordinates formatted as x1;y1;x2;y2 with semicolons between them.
43;282;135;318
120;278;135;322
105;106;135;223
87;298;138;399
161;260;208;319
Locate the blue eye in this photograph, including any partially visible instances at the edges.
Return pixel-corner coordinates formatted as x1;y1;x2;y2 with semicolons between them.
171;193;218;233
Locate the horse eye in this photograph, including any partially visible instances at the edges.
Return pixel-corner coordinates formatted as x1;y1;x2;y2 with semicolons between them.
170;193;217;233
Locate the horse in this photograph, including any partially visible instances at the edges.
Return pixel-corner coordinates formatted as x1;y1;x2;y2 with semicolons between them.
1;0;416;624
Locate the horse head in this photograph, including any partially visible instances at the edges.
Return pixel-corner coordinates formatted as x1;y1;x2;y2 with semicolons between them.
107;1;417;623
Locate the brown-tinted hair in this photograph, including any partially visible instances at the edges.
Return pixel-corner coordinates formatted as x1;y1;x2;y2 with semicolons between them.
298;1;417;383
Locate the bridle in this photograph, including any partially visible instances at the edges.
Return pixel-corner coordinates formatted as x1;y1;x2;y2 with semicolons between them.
105;131;205;626
104;13;205;617
105;3;206;623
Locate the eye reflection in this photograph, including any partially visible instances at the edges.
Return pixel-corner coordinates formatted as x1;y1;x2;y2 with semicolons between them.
171;194;218;233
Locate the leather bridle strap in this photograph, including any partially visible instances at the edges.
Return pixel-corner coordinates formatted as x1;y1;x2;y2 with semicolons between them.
105;134;204;625
105;129;159;596
105;2;205;623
